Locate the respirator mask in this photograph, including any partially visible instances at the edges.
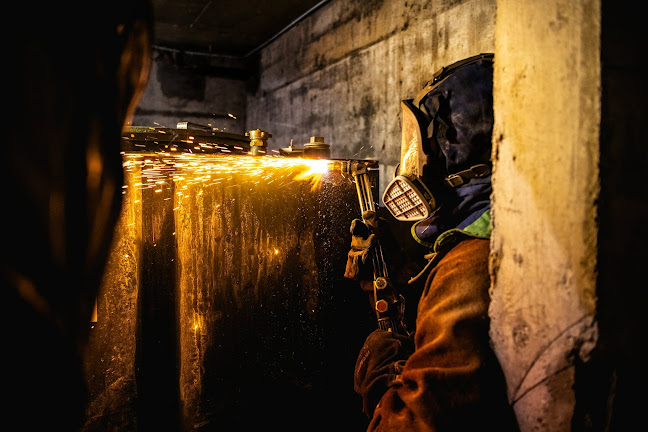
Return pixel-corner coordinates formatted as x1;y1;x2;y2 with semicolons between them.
382;53;494;222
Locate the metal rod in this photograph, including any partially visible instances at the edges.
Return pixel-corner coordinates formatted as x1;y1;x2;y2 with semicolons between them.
362;175;375;212
354;172;388;279
355;177;366;214
377;241;389;279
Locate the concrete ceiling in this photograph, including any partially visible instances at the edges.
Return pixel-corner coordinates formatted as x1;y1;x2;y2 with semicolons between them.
151;0;328;58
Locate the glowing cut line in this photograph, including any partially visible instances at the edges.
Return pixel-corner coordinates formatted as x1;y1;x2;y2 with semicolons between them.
122;153;334;193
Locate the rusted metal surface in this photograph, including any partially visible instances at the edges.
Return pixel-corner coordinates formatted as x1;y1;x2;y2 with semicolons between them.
83;153;378;431
82;167;143;432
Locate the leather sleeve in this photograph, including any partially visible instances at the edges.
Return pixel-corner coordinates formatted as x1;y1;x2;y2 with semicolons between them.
368;238;518;432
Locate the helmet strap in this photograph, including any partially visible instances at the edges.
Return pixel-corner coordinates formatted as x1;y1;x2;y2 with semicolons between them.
444;164;491;187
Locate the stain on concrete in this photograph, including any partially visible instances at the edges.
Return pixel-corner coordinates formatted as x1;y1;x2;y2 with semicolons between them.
157;54;206;102
513;251;524;265
290;85;308;101
357;0;386;20
513;321;530;349
548;10;568;32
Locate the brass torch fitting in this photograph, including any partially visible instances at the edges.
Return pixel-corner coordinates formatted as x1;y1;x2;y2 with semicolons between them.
246;129;272;156
303;136;331;159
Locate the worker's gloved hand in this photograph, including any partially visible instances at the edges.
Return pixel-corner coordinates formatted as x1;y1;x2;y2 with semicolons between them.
354;329;415;418
360;210;389;237
344;215;375;284
344;210;391;288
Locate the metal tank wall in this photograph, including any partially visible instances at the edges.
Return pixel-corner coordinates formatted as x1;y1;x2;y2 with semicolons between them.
82;164;143;432
82;150;379;431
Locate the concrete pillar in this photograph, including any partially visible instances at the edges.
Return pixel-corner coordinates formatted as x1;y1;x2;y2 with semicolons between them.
490;1;601;430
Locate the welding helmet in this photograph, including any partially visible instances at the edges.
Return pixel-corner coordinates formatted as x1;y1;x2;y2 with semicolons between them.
383;53;494;222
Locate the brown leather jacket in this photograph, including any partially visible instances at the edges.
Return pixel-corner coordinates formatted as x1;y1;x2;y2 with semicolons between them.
360;237;519;431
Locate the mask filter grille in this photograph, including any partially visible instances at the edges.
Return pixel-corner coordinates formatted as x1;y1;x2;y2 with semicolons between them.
382;175;435;222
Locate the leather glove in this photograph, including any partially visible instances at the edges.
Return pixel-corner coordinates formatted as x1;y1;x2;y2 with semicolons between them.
344;210;391;286
344;216;375;283
354;329;415;418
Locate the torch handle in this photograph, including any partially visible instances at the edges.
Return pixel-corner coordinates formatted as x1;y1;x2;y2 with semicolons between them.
353;172;407;335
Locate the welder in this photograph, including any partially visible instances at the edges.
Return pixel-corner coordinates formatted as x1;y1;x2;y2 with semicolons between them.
345;54;520;431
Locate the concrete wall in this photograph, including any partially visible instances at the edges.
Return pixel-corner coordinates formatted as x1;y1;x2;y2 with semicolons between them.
490;1;601;430
131;50;249;134
246;0;497;197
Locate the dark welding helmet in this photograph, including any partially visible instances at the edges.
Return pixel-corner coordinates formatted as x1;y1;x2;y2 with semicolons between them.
383;53;494;222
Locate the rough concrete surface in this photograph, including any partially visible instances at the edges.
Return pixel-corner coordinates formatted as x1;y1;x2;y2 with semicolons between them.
490;0;600;430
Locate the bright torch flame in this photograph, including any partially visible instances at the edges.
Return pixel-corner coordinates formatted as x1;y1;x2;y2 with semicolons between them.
292;158;330;191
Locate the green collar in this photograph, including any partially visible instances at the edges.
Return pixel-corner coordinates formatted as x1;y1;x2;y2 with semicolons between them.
431;209;491;253
407;210;491;285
